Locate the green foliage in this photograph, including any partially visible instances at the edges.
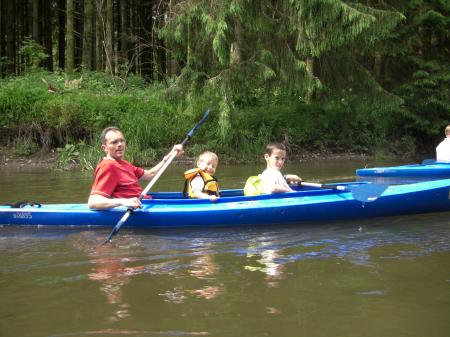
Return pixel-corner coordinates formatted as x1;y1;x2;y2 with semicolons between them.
12;137;40;156
19;38;48;73
393;72;450;140
55;141;101;171
55;143;80;170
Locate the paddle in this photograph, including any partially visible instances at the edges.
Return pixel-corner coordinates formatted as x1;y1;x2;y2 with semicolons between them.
102;108;211;244
299;181;388;203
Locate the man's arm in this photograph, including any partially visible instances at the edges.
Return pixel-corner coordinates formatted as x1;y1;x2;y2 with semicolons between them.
88;194;141;210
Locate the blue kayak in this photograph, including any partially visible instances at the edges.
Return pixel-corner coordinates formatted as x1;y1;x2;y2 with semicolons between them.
356;160;450;178
1;180;450;228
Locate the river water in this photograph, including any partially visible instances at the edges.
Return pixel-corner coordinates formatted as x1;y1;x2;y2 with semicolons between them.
1;159;450;337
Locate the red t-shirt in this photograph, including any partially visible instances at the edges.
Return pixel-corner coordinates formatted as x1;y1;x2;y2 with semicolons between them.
90;159;145;198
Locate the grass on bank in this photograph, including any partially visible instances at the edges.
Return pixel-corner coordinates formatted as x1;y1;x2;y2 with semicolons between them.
1;70;446;170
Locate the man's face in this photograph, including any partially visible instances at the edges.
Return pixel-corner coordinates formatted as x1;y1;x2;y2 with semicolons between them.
102;130;126;160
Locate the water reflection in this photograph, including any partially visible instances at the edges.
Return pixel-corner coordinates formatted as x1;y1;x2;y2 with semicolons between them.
187;241;224;300
244;237;285;287
87;246;134;322
72;233;151;322
159;239;224;303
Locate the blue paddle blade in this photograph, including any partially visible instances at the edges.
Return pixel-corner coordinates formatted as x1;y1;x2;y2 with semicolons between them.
350;184;389;202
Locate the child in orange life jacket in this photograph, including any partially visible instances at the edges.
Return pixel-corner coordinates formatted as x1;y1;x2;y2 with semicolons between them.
184;151;220;201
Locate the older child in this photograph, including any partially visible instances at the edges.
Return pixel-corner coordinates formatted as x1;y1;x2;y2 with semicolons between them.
259;142;301;194
184;151;220;201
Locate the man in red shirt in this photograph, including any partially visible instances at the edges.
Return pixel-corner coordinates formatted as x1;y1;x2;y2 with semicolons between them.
88;126;184;209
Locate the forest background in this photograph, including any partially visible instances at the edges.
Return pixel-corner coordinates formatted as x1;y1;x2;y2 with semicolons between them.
0;0;449;169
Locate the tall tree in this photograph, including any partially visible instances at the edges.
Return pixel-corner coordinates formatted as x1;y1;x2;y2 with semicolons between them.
139;1;154;79
82;0;94;71
0;0;4;77
58;0;66;69
32;0;39;42
74;0;83;68
95;0;104;71
42;0;53;71
104;0;113;74
119;0;129;68
5;0;16;75
65;0;74;73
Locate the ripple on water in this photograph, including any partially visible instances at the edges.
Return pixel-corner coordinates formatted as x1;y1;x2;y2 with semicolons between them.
47;329;209;337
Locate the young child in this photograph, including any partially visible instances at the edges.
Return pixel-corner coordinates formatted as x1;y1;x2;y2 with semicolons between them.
260;142;301;194
184;151;220;201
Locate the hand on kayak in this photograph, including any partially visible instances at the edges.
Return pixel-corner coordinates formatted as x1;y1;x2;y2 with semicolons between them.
284;174;302;185
121;197;142;209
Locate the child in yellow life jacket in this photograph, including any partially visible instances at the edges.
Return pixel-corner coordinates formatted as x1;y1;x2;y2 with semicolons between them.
244;142;301;196
184;151;220;201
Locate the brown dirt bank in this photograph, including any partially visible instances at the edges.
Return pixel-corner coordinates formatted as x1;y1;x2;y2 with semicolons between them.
0;146;58;170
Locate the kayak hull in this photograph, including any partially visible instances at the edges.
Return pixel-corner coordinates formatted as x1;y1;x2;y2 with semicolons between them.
1;180;450;228
356;162;450;178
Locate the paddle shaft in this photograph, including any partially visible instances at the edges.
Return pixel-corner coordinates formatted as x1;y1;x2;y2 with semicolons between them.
103;109;210;244
299;181;388;203
300;182;347;191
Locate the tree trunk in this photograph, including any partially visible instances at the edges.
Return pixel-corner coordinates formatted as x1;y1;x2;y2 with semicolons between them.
130;1;138;74
373;51;382;81
305;57;314;102
65;0;74;73
165;0;177;77
82;0;94;71
42;0;53;71
58;0;66;69
119;0;128;67
105;0;114;74
27;0;33;38
230;19;243;67
155;0;167;80
5;0;16;75
95;0;104;71
140;2;153;79
32;0;39;42
74;0;83;69
0;0;4;77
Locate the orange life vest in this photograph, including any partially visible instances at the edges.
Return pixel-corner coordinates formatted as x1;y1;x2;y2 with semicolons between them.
183;168;219;198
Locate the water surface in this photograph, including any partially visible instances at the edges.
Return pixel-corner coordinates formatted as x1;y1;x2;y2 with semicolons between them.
1;159;449;337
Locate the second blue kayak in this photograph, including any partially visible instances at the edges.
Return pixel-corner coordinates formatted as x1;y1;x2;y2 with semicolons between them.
356;160;450;178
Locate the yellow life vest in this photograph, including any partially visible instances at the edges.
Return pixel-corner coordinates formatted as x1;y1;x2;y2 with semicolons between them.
183;168;220;198
243;175;265;196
